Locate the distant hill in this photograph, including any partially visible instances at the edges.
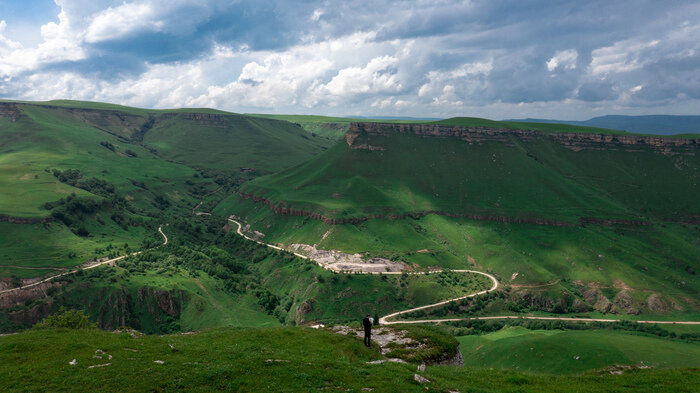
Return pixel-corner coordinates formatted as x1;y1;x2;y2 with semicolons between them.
508;115;700;135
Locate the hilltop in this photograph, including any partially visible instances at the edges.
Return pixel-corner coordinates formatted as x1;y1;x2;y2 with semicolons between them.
1;325;698;392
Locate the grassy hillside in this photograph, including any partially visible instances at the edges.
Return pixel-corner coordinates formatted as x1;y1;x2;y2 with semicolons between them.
144;112;331;172
456;326;700;374
221;126;699;316
238;132;699;222
248;114;431;140
0;100;334;276
1;326;698;392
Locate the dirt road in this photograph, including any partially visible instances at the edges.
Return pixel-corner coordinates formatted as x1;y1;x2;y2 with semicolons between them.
0;225;167;295
228;217;700;327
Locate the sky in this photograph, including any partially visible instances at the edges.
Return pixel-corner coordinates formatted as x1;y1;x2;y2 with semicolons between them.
0;0;698;120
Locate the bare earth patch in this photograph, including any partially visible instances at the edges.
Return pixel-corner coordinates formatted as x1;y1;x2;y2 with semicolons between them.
289;244;406;273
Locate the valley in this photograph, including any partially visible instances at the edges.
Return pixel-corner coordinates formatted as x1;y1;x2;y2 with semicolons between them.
0;100;698;391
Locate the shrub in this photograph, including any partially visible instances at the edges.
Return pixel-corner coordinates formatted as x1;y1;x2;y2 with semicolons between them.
34;307;96;330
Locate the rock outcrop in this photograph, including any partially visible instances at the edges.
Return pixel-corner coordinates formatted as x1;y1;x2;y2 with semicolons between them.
238;191;651;228
347;122;699;154
289;244;406;273
0;215;53;224
0;102;22;121
181;112;228;127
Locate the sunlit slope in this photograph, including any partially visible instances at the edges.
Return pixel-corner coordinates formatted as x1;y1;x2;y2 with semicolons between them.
0;103;197;218
240;130;700;223
0;100;331;218
0;100;330;276
145;113;330;172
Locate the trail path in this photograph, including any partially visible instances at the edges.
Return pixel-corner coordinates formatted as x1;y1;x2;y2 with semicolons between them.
0;225;167;295
227;217;700;326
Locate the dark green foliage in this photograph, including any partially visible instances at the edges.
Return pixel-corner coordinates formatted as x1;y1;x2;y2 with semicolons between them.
34;307;95;330
254;287;280;314
99;141;116;151
383;324;459;363
51;169;115;197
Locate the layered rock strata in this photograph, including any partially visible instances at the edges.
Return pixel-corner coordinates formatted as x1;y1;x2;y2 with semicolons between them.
346;122;699;154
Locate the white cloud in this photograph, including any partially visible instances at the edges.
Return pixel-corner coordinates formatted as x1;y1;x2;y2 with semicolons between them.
0;11;85;79
311;9;324;22
1;1;699;119
418;60;492;105
588;39;659;76
321;55;402;96
85;2;161;43
546;49;578;71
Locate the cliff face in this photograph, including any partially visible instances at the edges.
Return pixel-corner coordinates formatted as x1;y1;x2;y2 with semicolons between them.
346;122;700;154
238;192;649;227
181;112;229;127
0;215;53;224
0;102;22;122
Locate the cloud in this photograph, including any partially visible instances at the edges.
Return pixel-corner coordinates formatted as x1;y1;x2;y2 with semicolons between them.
1;1;699;119
85;2;160;43
547;49;578;72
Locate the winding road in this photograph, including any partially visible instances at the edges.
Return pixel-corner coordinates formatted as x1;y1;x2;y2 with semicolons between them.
0;225;168;295
3;215;698;327
227;217;700;326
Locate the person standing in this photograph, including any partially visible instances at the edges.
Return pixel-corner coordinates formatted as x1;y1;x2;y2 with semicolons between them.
362;314;372;347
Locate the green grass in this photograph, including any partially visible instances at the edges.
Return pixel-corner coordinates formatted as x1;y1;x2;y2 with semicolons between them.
240;133;699;222
0;222;148;277
457;326;700;374
247;114;432;140
145;113;331;173
0;100;338;277
253;249;492;325
219;196;700;316
0;327;698;392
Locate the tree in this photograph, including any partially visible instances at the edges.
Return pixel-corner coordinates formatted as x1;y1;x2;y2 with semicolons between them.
34;307;96;330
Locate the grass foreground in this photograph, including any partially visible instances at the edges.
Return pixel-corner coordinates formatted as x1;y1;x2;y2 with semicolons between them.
1;326;698;393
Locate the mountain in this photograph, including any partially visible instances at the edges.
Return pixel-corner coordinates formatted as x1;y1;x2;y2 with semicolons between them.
219;118;700;316
1;104;698;384
508;115;700;135
236;118;699;222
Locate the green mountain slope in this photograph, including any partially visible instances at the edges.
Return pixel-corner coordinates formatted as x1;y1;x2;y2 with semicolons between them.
219;122;700;316
0;100;331;277
238;124;699;222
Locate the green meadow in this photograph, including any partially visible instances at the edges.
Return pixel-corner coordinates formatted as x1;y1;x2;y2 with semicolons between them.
457;326;700;374
1;326;698;392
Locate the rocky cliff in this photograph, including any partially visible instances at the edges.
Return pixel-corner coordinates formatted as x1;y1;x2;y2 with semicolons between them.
346;122;700;154
0;102;22;122
238;192;649;227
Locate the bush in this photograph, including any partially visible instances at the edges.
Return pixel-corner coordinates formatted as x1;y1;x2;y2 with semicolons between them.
34;307;96;330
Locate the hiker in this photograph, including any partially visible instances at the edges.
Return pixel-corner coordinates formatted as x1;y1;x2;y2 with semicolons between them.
363;314;372;347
